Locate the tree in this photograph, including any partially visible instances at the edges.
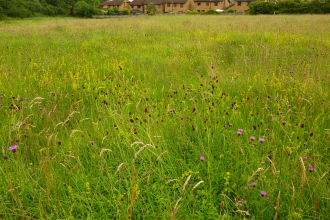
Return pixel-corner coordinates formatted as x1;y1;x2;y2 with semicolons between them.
146;3;156;15
74;0;96;17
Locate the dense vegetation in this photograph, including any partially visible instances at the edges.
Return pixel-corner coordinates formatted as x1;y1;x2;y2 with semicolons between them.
249;0;330;14
0;15;330;219
0;0;101;18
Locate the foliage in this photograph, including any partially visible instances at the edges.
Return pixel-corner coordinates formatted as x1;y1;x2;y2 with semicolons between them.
249;1;276;14
227;8;235;13
249;0;330;14
122;8;130;15
205;9;218;14
0;0;42;18
186;10;199;14
73;0;96;17
147;3;156;15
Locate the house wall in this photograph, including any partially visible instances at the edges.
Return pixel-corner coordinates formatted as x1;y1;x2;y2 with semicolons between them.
164;2;194;13
143;4;165;13
230;1;250;12
193;2;225;12
130;5;145;12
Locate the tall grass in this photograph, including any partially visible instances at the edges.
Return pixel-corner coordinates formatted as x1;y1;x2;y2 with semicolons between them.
0;15;330;219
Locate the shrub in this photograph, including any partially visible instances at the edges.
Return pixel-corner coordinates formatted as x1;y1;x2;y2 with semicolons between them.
227;9;235;13
249;2;276;14
122;8;130;15
205;9;218;14
186;10;199;14
74;1;96;18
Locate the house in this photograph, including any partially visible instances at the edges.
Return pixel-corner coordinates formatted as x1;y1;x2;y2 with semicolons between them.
193;0;227;12
143;0;166;13
129;0;146;13
229;0;253;12
164;0;194;13
100;0;130;11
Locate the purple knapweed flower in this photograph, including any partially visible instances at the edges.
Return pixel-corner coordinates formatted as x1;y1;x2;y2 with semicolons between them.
9;145;18;152
237;131;242;135
244;186;248;190
261;161;265;165
261;191;267;197
237;128;243;135
200;156;205;161
308;165;314;172
250;136;256;141
90;140;95;145
259;138;265;143
252;182;257;187
282;120;286;125
303;156;308;160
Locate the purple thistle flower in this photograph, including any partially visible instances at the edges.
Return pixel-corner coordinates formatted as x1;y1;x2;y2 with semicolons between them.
261;191;267;197
200;156;205;161
90;140;95;145
250;136;256;141
238;128;243;133
282;120;286;125
9;145;18;152
259;138;265;143
237;131;242;135
251;182;257;187
308;165;314;172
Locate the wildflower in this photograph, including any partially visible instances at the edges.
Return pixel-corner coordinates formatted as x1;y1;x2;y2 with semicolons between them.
90;140;95;145
266;196;270;200
9;145;18;152
282;120;286;125
250;136;256;141
261;161;265;165
251;182;257;187
237;128;243;135
228;122;233;127
168;108;175;114
303;156;308;160
259;138;265;143
261;191;267;197
200;156;205;161
244;186;248;190
308;165;314;172
237;131;242;135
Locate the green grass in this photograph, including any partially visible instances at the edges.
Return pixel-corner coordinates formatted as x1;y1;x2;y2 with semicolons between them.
0;15;330;219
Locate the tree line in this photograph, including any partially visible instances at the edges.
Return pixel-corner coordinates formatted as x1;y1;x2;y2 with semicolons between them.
249;0;330;14
0;0;102;19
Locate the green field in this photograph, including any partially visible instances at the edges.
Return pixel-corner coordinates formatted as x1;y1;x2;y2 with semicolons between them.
1;15;330;219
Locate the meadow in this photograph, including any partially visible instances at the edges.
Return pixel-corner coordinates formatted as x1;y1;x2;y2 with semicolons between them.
0;15;330;219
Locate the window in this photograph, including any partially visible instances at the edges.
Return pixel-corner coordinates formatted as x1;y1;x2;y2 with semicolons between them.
214;2;218;6
206;2;209;6
167;3;170;7
174;3;177;7
138;5;141;8
247;2;250;5
197;10;200;12
131;5;134;8
158;4;161;8
237;1;241;6
180;3;184;7
197;2;201;5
